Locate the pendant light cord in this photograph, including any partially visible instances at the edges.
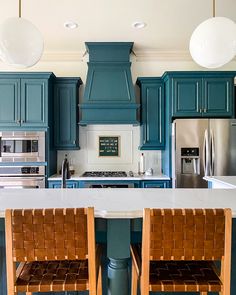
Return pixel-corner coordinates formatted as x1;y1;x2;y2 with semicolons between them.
19;0;21;18
213;0;216;17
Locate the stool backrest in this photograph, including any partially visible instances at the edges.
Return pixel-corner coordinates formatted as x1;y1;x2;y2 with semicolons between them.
142;208;231;261
5;208;94;262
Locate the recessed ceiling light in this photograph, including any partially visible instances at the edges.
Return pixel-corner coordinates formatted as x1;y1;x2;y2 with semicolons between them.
64;21;78;29
132;22;146;29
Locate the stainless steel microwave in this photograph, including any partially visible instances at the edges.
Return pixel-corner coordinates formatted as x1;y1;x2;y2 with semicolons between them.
0;131;45;162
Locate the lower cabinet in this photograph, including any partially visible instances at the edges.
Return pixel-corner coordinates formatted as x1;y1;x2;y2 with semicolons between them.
48;179;171;188
48;180;78;188
141;180;170;188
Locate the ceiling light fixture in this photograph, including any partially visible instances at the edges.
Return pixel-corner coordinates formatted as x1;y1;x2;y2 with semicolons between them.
64;21;78;29
189;0;236;68
0;0;44;68
132;22;146;29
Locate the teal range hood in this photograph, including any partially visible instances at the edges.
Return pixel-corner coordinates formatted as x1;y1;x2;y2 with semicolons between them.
79;42;140;125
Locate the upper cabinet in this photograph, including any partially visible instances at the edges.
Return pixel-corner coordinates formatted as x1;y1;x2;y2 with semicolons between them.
164;72;235;118
0;73;54;129
54;78;82;150
137;78;165;150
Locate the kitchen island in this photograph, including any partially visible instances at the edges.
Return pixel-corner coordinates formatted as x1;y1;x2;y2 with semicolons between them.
0;188;236;295
204;176;236;189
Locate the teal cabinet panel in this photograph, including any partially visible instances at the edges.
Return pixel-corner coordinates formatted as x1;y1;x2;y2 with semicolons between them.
0;73;55;129
0;79;20;127
164;72;235;119
137;78;165;150
21;79;47;127
202;77;233;117
54;78;82;150
141;180;170;188
48;180;78;188
172;77;202;117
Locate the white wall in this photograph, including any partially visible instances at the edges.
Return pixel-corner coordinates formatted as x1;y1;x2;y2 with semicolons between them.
1;56;236;175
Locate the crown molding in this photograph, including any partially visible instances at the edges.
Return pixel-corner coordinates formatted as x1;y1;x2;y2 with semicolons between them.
132;50;193;62
41;50;194;62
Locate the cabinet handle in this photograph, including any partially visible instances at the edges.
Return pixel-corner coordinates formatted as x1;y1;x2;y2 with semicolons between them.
73;140;76;144
204;108;207;113
199;109;202;113
16;119;20;124
21;120;24;124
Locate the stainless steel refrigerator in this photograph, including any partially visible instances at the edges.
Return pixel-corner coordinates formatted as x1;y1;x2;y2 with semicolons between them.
172;119;236;188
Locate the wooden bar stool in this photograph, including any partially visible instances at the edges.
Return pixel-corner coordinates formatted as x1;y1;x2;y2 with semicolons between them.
130;208;232;295
5;207;103;295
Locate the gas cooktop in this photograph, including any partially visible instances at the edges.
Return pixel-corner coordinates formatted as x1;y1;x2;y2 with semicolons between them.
81;171;127;177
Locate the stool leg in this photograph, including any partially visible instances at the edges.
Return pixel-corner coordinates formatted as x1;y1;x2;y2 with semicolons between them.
97;264;102;295
131;261;138;295
26;293;32;295
200;292;208;295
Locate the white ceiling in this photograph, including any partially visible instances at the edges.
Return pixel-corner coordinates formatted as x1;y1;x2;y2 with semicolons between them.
0;0;236;56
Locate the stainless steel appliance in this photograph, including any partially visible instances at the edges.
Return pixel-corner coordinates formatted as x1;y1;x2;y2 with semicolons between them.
0;131;45;162
82;171;128;177
0;131;46;188
0;165;45;188
81;171;134;188
172;119;236;188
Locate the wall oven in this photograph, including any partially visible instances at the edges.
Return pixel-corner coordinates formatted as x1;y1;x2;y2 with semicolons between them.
0;131;46;188
0;165;45;189
0;131;45;162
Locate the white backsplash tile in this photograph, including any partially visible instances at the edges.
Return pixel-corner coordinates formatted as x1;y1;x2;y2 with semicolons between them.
57;125;162;175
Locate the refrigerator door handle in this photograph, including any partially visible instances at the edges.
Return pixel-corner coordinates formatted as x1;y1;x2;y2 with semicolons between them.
203;129;209;176
210;129;215;176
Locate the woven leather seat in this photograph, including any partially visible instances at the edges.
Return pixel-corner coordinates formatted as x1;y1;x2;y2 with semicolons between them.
5;208;102;295
130;208;232;295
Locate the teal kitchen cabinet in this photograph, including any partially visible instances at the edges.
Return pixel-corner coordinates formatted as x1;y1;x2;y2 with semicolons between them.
0;79;19;127
54;78;82;150
137;77;165;150
164;72;235;118
48;180;79;188
0;73;55;129
141;180;170;188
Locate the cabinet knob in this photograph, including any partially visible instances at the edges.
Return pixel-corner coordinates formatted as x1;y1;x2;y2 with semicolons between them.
73;140;76;144
16;119;20;124
21;120;24;124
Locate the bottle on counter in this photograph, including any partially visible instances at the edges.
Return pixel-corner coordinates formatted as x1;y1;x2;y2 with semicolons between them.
140;153;145;174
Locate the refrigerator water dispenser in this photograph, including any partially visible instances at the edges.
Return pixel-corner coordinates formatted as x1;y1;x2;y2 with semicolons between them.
181;148;200;175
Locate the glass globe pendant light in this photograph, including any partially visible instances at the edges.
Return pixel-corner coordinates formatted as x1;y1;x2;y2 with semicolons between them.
189;0;236;68
0;0;44;68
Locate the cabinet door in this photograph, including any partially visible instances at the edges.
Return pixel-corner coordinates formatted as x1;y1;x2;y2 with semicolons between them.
140;83;165;149
202;77;233;117
48;181;78;188
141;180;170;188
54;82;79;149
20;79;47;127
172;78;202;117
0;79;20;127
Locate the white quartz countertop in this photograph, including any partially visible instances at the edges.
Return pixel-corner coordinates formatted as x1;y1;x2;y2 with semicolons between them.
204;176;236;188
0;188;236;218
48;173;171;181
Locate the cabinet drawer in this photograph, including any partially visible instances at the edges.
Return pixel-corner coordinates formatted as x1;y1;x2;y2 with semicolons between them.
141;180;170;188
